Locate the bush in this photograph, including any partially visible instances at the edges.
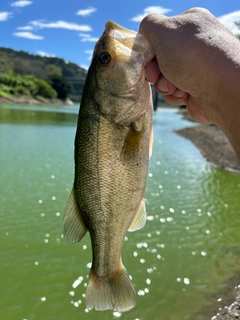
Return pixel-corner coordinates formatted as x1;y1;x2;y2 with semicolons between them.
32;79;57;99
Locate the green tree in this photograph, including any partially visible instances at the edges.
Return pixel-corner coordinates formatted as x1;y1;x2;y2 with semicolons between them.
235;21;240;40
32;79;57;99
49;74;72;100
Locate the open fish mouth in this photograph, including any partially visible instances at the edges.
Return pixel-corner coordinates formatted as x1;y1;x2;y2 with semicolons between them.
100;20;155;66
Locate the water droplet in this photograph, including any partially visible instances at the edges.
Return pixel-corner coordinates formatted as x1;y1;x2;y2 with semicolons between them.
183;278;190;285
182;210;186;215
50;175;55;179
140;259;145;264
148;173;153;177
45;234;50;238
206;230;211;234
146;279;151;285
147;215;154;221
38;200;43;204
51;196;56;201
156;161;161;165
44;239;48;244
201;251;207;256
186;226;190;230
72;277;83;288
86;262;92;269
69;291;75;296
137;290;145;296
207;211;212;217
73;302;79;307
34;261;38;266
40;213;45;217
56;212;60;217
177;277;181;282
41;297;46;301
133;252;138;257
83;245;87;250
177;185;181;189
169;208;175;213
5;232;9;236
113;312;121;317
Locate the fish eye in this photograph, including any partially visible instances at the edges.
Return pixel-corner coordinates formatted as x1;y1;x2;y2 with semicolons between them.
98;52;111;65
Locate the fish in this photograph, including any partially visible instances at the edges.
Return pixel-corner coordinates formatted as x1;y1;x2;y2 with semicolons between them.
63;20;155;312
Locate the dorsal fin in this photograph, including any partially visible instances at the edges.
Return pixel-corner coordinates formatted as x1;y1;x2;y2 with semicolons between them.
128;199;146;232
63;188;87;243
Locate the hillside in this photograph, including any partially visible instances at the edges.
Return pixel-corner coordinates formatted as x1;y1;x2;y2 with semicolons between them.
0;47;87;103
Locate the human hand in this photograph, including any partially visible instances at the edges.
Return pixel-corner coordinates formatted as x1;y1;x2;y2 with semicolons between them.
139;8;239;125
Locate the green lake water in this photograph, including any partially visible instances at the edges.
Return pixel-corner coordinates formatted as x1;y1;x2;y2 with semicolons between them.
1;104;240;320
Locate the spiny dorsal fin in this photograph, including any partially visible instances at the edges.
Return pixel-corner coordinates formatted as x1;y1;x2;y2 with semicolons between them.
128;199;146;232
63;188;87;243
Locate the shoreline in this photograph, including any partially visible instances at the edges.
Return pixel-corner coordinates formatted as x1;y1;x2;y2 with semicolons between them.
0;95;75;106
175;109;240;173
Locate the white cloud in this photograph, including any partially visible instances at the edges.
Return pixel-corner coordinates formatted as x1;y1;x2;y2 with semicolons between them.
84;50;93;60
131;6;172;22
218;11;240;35
76;7;97;17
79;64;88;70
17;25;33;30
36;51;56;57
30;20;92;31
0;12;12;21
11;1;32;7
79;33;98;42
13;31;44;40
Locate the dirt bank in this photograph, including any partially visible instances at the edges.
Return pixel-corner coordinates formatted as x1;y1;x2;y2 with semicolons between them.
176;109;240;172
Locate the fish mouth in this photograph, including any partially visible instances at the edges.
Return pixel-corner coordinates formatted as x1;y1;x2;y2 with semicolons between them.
103;21;155;66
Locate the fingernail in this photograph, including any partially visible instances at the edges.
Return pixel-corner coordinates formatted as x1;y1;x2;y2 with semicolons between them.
157;77;168;93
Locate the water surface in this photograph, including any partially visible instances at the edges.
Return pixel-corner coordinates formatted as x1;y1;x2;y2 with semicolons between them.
1;104;240;320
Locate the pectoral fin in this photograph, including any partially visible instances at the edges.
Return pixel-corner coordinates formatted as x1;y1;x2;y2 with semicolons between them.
63;188;87;243
128;199;146;232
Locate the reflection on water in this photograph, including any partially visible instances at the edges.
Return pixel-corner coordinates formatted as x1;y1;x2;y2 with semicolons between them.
0;104;240;320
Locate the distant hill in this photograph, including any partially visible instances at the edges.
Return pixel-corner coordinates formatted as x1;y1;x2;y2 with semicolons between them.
0;47;87;102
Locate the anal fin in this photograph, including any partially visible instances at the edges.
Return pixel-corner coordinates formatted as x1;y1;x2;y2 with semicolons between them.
128;199;146;232
63;188;87;243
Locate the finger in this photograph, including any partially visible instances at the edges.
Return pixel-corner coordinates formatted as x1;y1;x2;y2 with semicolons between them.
145;59;160;83
160;91;188;106
156;75;177;95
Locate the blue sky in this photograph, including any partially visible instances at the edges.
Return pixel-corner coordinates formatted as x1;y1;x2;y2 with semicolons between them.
1;0;240;69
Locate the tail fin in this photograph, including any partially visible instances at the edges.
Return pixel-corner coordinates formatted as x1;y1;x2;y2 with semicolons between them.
86;266;136;312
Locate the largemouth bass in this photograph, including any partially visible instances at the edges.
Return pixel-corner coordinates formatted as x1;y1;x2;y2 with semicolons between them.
63;20;154;312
